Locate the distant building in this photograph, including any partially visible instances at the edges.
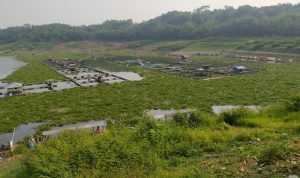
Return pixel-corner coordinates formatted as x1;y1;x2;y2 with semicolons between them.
232;66;246;73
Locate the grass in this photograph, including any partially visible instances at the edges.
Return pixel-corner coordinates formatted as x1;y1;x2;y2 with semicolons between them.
1;54;65;83
19;106;300;177
260;144;296;164
0;52;300;132
2;37;300;55
182;38;250;51
236;37;300;54
0;159;30;178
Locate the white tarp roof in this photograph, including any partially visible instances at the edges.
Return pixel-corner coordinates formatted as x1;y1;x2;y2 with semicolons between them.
6;82;22;89
146;109;195;120
212;105;261;115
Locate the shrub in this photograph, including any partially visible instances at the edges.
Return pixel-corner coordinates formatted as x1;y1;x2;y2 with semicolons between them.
173;113;189;126
251;44;263;51
295;125;300;134
25;130;159;177
220;108;254;127
173;112;212;128
234;132;253;142
260;144;296;164
188;112;212;128
285;95;300;112
135;118;162;145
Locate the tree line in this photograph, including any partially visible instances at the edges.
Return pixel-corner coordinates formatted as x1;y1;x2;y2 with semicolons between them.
0;3;300;43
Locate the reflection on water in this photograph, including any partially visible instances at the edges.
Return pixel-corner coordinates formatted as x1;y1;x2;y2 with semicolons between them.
0;123;44;145
0;56;26;80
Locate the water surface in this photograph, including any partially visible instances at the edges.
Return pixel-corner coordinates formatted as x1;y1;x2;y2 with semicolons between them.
43;120;107;136
0;56;26;80
0;122;44;145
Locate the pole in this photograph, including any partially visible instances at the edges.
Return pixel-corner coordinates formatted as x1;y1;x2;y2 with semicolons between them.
10;128;16;150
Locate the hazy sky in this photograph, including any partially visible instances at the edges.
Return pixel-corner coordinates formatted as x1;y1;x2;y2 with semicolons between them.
0;0;299;29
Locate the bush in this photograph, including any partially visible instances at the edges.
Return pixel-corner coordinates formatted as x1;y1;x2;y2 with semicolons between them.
188;112;212;128
260;144;296;164
251;44;263;51
234;132;254;142
295;125;300;134
135;118;162;145
173;113;189;126
173;112;212;128
220;108;254;127
25;130;159;177
285;95;300;112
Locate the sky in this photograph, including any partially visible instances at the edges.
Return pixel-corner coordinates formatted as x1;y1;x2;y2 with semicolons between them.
0;0;299;29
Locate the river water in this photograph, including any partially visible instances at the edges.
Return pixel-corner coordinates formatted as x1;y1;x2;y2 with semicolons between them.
0;120;106;145
0;123;44;145
0;56;26;80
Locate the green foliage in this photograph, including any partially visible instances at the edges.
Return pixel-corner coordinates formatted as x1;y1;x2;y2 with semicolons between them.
24;122;213;177
173;112;212;128
237;38;300;54
295;125;300;134
234;132;255;142
220;108;256;127
127;40;159;48
264;95;300;119
285;95;300;112
154;41;194;51
1;98;298;177
0;160;31;178
25;130;159;178
260;144;296;164
1;54;65;83
1;4;300;42
1;52;300;132
21;109;300;177
173;113;189;126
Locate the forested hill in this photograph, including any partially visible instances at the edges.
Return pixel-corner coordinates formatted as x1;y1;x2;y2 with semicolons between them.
1;3;300;43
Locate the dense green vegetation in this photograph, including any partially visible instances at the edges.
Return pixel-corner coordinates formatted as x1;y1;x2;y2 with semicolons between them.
0;159;30;178
236;37;300;54
16;99;300;177
1;52;300;133
0;51;95;83
2;37;300;55
1;54;64;83
0;38;300;177
1;4;300;43
154;41;194;51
